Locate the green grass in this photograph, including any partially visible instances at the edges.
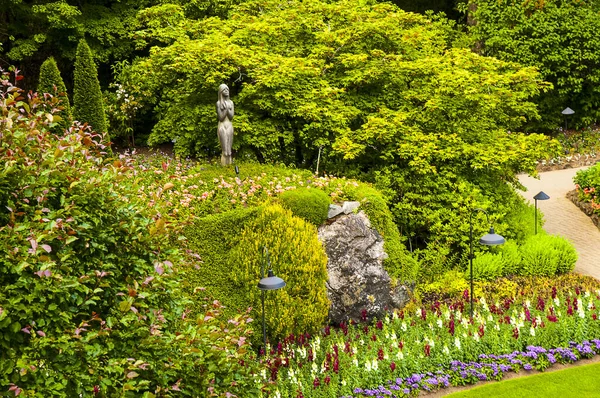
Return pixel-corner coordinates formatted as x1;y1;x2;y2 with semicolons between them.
446;362;600;397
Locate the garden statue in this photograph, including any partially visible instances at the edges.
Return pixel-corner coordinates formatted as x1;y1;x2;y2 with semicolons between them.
216;84;234;165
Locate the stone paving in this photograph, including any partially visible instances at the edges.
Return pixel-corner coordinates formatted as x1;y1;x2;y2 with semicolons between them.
518;166;600;280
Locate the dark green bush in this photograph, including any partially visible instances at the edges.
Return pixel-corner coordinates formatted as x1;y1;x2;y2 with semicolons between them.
73;39;107;135
181;207;260;318
37;57;72;134
0;69;261;396
279;186;331;226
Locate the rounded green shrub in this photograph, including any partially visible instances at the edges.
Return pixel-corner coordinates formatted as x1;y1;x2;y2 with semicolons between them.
520;234;560;276
229;204;329;343
499;240;522;276
471;252;504;281
279;186;331;226
551;235;577;274
73;39;107;135
37;57;72;134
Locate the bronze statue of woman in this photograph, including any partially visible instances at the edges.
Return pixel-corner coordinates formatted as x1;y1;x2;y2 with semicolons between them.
216;84;234;165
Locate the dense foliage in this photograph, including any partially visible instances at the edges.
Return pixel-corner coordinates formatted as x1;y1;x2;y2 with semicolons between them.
279;187;331;226
0;70;261;397
471;235;577;281
37;57;72;134
73;39;107;134
231;205;330;342
574;163;600;216
116;0;558;272
468;0;600;130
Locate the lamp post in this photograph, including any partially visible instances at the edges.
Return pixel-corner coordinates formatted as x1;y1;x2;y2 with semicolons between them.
257;247;285;355
533;191;550;234
469;209;505;318
562;107;574;132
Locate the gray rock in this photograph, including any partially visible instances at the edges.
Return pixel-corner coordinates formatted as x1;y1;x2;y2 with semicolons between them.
318;211;411;325
328;204;344;219
342;201;361;214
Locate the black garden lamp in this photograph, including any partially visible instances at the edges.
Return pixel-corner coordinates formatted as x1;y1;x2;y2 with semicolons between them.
257;247;285;355
533;191;550;235
562;107;575;132
469;209;505;318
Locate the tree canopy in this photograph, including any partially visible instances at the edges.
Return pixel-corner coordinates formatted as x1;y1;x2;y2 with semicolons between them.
468;0;600;130
117;0;558;263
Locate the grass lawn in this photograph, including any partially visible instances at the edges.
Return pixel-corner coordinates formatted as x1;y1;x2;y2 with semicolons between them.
446;362;600;397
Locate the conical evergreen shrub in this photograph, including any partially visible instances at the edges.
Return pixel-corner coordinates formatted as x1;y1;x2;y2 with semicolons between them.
73;39;107;135
38;57;72;134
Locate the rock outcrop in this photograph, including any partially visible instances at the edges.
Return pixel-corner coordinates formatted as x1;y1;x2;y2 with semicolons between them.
318;211;411;325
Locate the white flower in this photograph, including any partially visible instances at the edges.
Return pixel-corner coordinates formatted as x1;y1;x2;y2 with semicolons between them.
473;333;480;342
342;379;347;386
495;324;501;331
554;297;560;307
401;322;407;332
525;299;531;309
312;363;318;374
353;358;359;367
487;314;493;322
360;339;365;346
391;332;397;340
444;310;451;320
416;308;422;318
443;345;450;355
588;299;594;310
585;291;591;298
397;351;404;360
437;319;443;329
371;359;379;371
454;337;461;350
365;361;372;372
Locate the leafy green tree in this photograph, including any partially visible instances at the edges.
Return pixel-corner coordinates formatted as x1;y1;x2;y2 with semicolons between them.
73;39;107;135
37;56;72;134
467;0;600;130
120;0;558;268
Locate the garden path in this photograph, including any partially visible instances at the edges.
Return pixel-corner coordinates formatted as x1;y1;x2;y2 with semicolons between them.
517;166;600;279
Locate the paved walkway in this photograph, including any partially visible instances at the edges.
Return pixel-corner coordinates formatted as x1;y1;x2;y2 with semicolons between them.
518;167;600;279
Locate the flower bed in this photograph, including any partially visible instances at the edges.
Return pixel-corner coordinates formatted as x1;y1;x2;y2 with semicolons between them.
262;276;600;397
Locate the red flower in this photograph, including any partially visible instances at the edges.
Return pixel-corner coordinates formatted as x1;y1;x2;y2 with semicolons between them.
567;306;573;316
371;334;377;342
478;324;485;338
421;308;427;321
547;314;558;322
536;297;545;311
324;376;331;385
424;344;431;357
512;327;519;339
593;314;598;321
378;348;384;360
376;320;383;330
313;377;320;389
390;362;396;371
448;319;455;336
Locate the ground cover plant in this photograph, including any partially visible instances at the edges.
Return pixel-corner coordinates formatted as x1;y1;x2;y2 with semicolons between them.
260;274;600;397
446;361;600;398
